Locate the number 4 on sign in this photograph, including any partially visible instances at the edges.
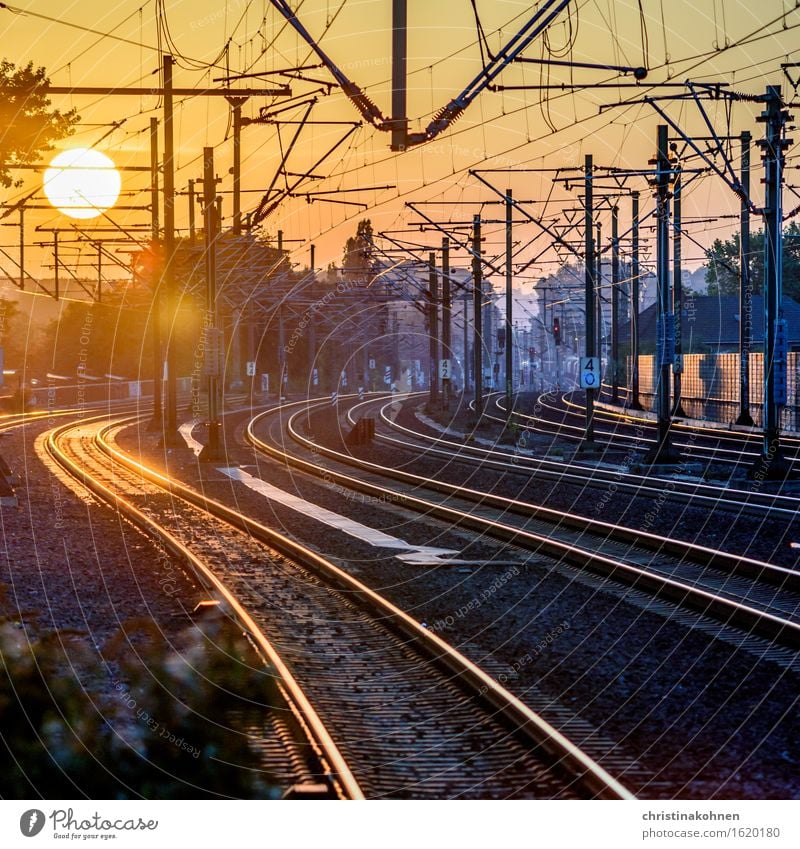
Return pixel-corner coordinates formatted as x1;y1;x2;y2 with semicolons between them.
579;357;600;389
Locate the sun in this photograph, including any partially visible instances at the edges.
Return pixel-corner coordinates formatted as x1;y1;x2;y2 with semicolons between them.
43;148;122;219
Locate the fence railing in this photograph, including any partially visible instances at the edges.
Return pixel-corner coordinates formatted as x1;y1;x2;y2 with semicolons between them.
623;353;800;431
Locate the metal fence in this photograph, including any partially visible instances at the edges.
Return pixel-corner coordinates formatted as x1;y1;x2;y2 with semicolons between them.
625;353;800;431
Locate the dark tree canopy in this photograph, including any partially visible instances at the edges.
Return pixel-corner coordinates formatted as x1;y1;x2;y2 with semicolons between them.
705;222;800;302
0;60;79;189
342;218;375;282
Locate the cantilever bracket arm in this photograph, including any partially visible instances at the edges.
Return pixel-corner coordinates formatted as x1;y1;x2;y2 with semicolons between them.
646;97;759;214
470;170;582;261
251;122;360;226
405;203;505;278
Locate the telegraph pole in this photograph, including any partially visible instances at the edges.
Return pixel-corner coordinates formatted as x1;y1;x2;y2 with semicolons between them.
629;190;642;410
672;167;686;416
583;154;596;445
160;54;182;446
199;147;223;462
428;251;440;407
611;204;620;403
647;124;677;464
147;117;162;430
472;214;483;415
441;237;452;409
737;130;754;426
505;189;514;415
752;85;792;477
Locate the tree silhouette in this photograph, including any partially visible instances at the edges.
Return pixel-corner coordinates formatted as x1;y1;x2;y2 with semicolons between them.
0;60;79;189
705;222;800;302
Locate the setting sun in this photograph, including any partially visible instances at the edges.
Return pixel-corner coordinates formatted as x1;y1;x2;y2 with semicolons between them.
43;148;121;219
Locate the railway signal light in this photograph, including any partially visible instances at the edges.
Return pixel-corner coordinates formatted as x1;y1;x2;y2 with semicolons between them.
553;317;561;346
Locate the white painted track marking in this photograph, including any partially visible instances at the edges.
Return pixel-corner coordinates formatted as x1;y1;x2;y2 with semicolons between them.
179;422;203;456
218;466;463;565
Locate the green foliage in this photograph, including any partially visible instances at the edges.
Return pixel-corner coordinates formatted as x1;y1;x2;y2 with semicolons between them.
0;608;283;798
705;223;800;301
0;60;79;189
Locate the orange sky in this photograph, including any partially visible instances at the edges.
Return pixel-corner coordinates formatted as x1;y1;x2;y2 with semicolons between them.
1;0;799;292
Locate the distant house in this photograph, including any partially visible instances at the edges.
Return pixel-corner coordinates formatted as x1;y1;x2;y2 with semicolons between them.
618;294;800;353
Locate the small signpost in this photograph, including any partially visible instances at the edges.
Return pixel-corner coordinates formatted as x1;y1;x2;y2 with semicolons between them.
579;356;600;390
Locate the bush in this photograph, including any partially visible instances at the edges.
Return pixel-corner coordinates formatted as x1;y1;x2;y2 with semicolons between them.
0;607;284;798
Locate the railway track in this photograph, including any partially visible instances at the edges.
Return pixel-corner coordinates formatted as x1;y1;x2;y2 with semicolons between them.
501;389;800;468
368;391;800;522
246;396;800;658
42;412;631;800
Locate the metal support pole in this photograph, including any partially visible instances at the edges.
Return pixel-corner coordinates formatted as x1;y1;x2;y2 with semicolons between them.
160;54;182;446
737;131;754;426
672;168;685;416
583;154;595;444
596;221;603;371
199;146;223;462
188;179;196;239
232;99;242;235
18;207;24;289
53;231;59;300
278;305;286;398
472;214;483;415
428;251;439;407
752;85;791;477
647;124;676;464
441;237;451;409
611;205;620;404
505;189;514;415
463;289;469;393
542;286;548;385
391;0;408;151
248;299;257;399
630;191;642;410
148;117;163;430
307;268;317;393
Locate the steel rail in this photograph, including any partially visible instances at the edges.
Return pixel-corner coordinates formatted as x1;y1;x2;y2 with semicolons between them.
520;392;776;463
245;399;800;650
373;393;800;521
486;391;763;464
44;412;363;801
84;409;633;800
555;390;800;457
337;399;800;593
